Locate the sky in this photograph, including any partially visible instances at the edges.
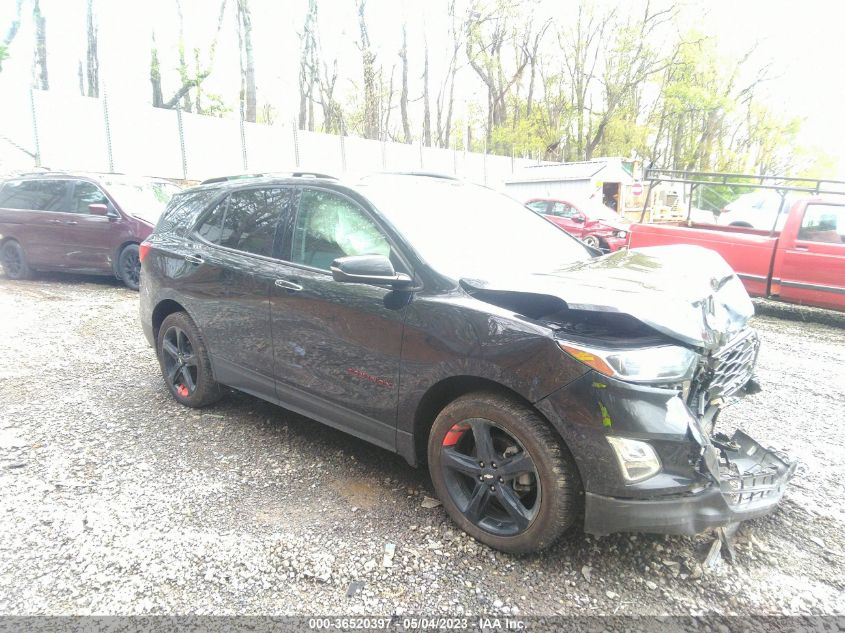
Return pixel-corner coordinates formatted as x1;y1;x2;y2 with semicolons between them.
1;0;845;178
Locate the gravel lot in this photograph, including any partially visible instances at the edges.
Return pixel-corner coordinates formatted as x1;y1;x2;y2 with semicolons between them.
0;273;843;617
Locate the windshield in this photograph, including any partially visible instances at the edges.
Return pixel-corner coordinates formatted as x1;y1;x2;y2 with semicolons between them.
103;179;181;223
357;176;591;279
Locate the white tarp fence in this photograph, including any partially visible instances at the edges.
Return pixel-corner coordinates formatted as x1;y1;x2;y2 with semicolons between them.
0;82;543;188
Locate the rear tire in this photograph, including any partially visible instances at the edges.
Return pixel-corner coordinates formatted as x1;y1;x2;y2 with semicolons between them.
118;244;141;290
156;311;222;408
428;391;580;554
0;240;33;280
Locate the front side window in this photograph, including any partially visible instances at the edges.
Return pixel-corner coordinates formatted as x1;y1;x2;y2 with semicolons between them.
798;204;845;244
550;202;575;218
0;179;68;212
71;182;109;214
194;188;285;257
291;189;391;270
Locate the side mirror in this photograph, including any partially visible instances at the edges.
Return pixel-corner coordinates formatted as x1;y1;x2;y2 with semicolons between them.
88;203;109;216
572;214;586;223
331;255;414;289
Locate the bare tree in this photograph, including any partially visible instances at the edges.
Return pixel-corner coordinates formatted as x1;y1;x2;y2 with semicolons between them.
84;0;99;97
399;23;412;143
421;32;432;146
32;0;48;89
236;0;257;122
435;0;463;148
355;0;379;139
297;0;319;131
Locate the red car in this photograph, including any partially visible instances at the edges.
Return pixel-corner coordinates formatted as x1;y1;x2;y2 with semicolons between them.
0;172;181;289
628;197;845;311
526;197;629;251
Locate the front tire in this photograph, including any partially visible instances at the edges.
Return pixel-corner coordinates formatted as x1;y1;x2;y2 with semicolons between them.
582;235;600;249
428;392;580;554
1;240;33;280
156;312;222;408
118;244;141;290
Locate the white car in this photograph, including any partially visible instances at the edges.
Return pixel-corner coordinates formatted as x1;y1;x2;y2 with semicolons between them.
716;191;800;231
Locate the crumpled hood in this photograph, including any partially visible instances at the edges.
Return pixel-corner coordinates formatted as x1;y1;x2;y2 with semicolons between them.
593;218;630;233
461;245;754;351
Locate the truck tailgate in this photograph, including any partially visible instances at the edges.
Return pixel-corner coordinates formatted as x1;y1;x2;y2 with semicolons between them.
629;223;778;297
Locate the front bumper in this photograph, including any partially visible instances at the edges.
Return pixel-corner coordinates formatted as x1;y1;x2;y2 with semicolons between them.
585;430;796;535
602;236;627;252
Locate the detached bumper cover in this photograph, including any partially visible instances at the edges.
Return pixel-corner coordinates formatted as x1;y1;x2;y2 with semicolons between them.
585;430;797;536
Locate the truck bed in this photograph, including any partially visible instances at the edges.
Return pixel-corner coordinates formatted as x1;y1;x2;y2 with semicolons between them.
628;222;778;297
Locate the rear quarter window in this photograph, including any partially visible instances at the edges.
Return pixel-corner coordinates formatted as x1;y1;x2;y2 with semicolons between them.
156;189;219;234
0;179;69;211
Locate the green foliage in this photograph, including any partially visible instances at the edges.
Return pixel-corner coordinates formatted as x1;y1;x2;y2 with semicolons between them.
0;44;8;71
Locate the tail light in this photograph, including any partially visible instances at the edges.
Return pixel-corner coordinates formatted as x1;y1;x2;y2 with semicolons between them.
139;241;151;263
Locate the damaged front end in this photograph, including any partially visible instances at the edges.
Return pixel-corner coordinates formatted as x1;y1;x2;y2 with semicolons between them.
579;328;797;536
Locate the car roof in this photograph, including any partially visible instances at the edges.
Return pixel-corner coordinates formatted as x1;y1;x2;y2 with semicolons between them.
2;171;176;185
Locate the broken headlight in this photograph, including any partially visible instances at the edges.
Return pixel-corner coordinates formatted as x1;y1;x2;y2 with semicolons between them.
558;342;698;384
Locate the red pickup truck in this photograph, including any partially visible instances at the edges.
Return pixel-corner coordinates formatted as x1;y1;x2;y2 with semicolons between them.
628;197;845;311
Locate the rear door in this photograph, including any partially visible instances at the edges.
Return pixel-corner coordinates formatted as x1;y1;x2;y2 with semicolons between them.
175;186;293;398
0;179;71;268
269;186;409;450
775;202;845;310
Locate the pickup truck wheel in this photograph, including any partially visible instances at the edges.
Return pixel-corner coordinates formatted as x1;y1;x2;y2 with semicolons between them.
156;312;222;408
582;235;600;249
428;392;580;554
1;240;33;280
118;244;141;290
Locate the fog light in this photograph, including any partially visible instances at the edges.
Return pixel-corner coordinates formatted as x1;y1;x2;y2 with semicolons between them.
606;437;661;483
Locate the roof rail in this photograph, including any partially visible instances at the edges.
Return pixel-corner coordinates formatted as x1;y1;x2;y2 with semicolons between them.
377;171;461;181
200;171;338;185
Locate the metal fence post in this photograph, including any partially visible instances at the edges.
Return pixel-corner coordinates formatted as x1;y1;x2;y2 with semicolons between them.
102;90;114;173
419;141;424;170
381;140;387;169
239;113;248;171
483;142;488;185
292;120;300;168
176;107;188;180
29;88;41;168
340;133;347;173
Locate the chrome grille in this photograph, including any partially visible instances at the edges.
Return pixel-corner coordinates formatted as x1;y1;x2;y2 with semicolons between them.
706;331;759;398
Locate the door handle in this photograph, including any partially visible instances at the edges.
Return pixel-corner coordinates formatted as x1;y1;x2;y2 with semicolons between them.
794;245;809;251
184;254;204;265
48;219;62;224
66;220;78;225
275;279;303;292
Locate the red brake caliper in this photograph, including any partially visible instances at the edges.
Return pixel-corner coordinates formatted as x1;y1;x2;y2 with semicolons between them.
177;384;189;397
442;422;469;447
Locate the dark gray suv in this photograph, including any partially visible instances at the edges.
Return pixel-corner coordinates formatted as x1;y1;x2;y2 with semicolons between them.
138;172;794;553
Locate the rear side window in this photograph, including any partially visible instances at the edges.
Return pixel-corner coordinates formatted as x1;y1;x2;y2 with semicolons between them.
194;187;286;257
0;179;69;211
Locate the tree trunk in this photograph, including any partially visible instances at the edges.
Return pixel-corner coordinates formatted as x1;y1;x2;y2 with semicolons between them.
422;34;431;147
32;0;48;90
399;23;411;143
237;0;257;123
356;0;379;140
85;0;99;97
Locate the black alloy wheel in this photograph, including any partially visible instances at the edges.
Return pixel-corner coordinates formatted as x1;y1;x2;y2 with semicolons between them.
428;392;580;553
1;241;32;280
119;244;141;290
440;419;540;536
156;311;222;408
161;325;198;399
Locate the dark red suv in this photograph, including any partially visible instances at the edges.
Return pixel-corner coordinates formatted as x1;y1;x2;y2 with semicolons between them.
0;173;180;289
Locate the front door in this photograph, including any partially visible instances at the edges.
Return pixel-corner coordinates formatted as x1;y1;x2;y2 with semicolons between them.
775;202;845;310
62;180;124;272
269;187;409;450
